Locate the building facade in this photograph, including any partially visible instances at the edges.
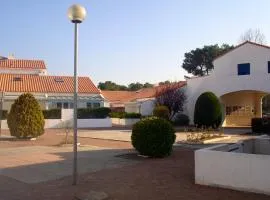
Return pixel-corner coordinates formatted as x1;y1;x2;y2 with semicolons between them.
0;57;104;111
186;41;270;127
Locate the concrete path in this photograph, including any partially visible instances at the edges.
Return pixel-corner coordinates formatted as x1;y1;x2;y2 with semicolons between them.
59;128;252;143
0;146;139;184
58;129;187;142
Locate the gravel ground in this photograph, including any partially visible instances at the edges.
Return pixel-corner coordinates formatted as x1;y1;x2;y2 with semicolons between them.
0;147;269;200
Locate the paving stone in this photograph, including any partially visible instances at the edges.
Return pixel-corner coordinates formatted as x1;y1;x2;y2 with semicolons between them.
75;190;109;200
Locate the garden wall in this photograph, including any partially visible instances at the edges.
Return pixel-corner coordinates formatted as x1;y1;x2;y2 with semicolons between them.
195;136;270;195
0;109;112;129
111;118;140;126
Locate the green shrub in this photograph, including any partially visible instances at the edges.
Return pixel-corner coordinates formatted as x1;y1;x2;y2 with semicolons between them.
42;109;61;119
194;92;222;129
173;113;189;126
153;105;170;120
109;112;126;118
251;118;270;134
0;110;8;120
131;117;176;157
109;112;141;119
78;107;111;119
7;93;45;138
124;112;141;118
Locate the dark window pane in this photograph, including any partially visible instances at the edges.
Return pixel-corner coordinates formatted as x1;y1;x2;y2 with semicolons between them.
238;63;250;75
63;102;69;109
93;103;100;108
268;61;270;73
56;102;62;109
86;103;92;108
70;103;74;109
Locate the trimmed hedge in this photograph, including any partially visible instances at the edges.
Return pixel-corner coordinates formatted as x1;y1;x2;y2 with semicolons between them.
77;107;111;119
194;92;222;128
251;118;270;134
0;110;8;120
131;117;176;157
7;93;45;138
109;112;141;119
109;112;126;118
173;113;189;126
153;105;170;120
125;112;141;119
42;109;61;119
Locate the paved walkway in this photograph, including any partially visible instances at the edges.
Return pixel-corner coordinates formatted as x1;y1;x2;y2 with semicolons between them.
57;128;253;144
0;146;139;183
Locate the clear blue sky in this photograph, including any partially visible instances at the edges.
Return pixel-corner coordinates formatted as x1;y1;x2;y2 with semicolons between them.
1;0;270;85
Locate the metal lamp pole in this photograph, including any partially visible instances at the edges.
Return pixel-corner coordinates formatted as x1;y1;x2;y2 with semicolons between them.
67;4;87;186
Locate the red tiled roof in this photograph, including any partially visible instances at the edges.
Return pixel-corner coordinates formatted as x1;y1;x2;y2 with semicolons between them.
102;81;186;104
214;41;270;61
0;59;46;69
0;74;100;94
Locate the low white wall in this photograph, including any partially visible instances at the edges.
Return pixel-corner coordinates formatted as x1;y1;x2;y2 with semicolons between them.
78;118;112;128
44;119;63;129
195;143;270;195
0;120;8;129
111;118;140;126
1;118;113;129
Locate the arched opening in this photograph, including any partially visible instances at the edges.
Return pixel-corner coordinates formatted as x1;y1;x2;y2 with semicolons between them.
220;90;268;127
262;94;270;117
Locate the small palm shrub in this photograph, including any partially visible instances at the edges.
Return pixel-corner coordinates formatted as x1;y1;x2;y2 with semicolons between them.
194;92;222;129
153;105;170;120
7;93;45;138
131;117;176;157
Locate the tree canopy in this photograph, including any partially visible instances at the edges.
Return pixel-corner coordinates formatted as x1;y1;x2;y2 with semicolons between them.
98;81;154;91
182;44;234;76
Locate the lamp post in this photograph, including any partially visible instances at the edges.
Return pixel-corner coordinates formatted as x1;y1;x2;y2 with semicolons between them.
67;4;87;186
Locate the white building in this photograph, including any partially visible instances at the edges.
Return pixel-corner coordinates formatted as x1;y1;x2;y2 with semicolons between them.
186;41;270;127
0;57;104;111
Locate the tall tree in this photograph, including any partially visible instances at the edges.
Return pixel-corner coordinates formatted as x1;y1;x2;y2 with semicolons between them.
128;82;144;91
182;44;234;76
98;81;154;91
239;28;266;44
98;81;128;91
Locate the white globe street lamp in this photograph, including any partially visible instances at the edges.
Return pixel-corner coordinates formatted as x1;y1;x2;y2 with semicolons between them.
67;4;87;186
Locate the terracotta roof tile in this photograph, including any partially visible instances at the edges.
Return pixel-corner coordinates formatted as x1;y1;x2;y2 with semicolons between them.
102;81;186;104
0;74;100;94
0;59;46;69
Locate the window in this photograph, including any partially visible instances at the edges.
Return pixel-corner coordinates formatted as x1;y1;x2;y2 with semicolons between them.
70;103;74;109
268;61;270;73
93;103;100;108
86;102;92;108
238;63;250;75
63;102;69;109
56;102;62;109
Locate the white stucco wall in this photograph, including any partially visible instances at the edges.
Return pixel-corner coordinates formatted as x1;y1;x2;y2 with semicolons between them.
125;99;155;116
186;43;270;124
111;118;140;126
78;118;112;128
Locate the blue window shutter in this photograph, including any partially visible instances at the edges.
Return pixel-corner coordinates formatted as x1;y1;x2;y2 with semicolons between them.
238;63;250;75
268;61;270;73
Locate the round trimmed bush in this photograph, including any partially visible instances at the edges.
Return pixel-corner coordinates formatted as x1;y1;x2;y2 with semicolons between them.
194;92;222;128
153;105;170;120
131;117;176;157
7;93;45;138
173;113;189;126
